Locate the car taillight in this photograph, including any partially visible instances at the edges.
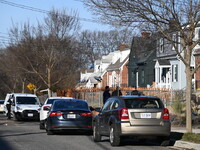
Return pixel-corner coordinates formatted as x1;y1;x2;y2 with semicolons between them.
80;112;92;117
163;108;169;119
50;112;63;117
119;108;129;120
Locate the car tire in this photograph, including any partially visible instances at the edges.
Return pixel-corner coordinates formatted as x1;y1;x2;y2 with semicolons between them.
13;113;21;121
39;121;45;129
158;136;170;146
46;129;54;135
109;124;121;146
93;123;101;142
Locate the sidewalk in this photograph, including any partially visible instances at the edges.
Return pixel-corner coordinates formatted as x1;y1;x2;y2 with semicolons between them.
171;127;200;150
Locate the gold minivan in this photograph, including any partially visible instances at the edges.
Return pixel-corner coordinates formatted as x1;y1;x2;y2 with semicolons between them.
93;95;171;146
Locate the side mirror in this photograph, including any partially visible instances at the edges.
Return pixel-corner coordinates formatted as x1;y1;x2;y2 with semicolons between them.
94;107;101;112
43;106;50;111
39;102;43;107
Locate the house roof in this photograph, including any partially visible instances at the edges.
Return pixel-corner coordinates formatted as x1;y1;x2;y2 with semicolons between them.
157;59;170;65
137;50;155;64
107;56;129;71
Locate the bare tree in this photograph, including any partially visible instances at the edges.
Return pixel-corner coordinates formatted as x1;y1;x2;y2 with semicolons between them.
82;0;200;133
78;29;133;65
8;9;83;97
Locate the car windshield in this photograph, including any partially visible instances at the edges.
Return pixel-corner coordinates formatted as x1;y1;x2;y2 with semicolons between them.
0;100;4;104
124;98;163;109
52;100;88;111
16;97;39;105
47;99;70;104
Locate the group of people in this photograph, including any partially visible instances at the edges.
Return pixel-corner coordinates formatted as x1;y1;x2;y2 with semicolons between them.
103;86;122;104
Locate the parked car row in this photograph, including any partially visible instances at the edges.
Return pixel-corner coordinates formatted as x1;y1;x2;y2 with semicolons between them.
2;93;171;147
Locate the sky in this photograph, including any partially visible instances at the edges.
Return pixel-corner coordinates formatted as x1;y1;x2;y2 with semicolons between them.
0;0;112;47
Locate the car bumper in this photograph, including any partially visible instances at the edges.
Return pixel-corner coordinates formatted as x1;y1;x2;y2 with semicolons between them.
48;120;92;131
17;110;39;120
120;122;171;136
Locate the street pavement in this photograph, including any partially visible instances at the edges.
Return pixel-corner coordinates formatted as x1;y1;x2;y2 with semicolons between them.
171;127;200;150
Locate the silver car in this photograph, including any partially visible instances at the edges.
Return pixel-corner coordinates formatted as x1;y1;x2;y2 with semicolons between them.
93;95;171;146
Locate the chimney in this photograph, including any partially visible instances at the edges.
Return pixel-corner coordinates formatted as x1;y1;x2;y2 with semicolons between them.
141;32;151;38
119;43;128;51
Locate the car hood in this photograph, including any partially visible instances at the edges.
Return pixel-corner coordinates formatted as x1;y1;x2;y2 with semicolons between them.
16;104;40;110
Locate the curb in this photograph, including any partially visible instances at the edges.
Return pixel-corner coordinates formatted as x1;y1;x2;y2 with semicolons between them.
174;140;200;150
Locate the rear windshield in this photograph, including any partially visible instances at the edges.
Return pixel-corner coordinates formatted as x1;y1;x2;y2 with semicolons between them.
0;101;4;104
47;99;60;104
16;97;39;105
47;98;73;104
52;100;89;111
124;98;163;109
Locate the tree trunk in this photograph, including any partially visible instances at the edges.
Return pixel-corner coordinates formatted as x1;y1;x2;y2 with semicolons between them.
47;67;52;97
185;67;192;133
22;81;25;93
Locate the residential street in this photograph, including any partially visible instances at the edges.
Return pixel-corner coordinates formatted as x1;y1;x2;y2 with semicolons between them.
0;113;195;150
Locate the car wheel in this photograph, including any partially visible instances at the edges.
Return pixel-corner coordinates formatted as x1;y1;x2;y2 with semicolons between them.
39;121;45;129
13;113;21;121
109;124;121;146
93;123;101;142
46;129;54;135
158;136;170;146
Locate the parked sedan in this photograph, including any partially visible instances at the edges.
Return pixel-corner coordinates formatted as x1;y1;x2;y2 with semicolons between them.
45;99;92;135
39;97;74;129
93;95;171;146
0;100;5;113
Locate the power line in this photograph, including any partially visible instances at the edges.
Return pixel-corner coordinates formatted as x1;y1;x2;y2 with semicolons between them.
0;0;100;24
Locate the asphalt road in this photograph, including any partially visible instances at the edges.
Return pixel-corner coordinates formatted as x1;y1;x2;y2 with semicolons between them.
0;113;182;150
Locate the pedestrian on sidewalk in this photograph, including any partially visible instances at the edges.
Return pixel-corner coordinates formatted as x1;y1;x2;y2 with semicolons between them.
6;96;13;119
103;86;110;104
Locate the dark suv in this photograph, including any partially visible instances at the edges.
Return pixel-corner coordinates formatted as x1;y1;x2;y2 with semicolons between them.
92;95;171;146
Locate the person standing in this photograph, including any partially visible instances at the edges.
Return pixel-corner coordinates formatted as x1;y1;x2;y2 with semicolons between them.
112;86;122;96
103;86;111;104
6;96;12;119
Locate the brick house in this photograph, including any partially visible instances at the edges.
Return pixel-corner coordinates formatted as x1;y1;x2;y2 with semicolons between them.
194;48;200;90
77;45;130;89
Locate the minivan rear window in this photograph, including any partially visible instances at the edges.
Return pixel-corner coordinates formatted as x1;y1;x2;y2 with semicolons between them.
124;98;163;109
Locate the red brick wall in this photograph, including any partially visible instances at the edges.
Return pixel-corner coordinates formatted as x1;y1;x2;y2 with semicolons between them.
121;61;128;87
102;73;108;88
196;56;200;90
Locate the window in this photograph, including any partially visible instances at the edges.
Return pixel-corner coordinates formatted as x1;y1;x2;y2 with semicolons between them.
172;34;177;50
198;29;200;45
141;69;145;83
102;99;112;112
124;98;162;109
159;38;164;53
172;65;178;82
110;100;119;110
16;97;39;105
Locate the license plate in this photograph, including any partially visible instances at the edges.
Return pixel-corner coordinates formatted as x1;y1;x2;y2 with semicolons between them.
67;114;76;118
140;113;151;118
28;113;33;117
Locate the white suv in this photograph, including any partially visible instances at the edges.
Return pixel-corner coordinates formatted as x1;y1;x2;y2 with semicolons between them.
39;97;74;129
